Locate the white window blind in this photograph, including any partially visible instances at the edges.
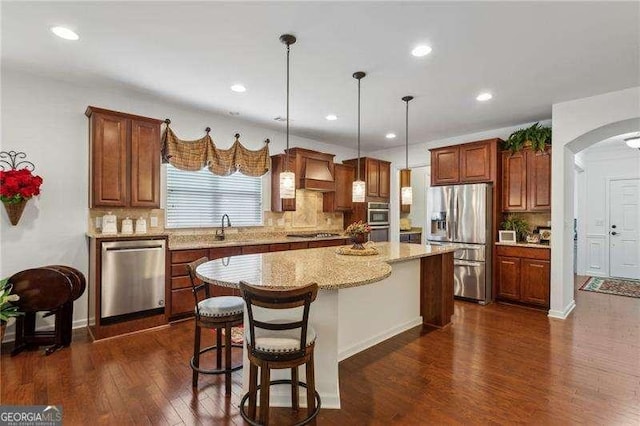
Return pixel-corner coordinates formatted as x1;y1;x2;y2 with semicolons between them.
166;165;263;228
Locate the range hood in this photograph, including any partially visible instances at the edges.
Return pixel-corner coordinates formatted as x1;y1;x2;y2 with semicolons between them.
287;147;336;192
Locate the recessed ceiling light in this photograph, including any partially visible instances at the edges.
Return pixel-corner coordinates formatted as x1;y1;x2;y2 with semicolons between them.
625;135;640;148
411;45;432;57
385;133;396;139
51;26;79;41
230;84;246;93
325;114;338;121
476;92;493;102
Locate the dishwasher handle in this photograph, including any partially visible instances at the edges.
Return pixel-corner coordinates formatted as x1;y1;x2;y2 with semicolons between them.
105;245;164;252
455;260;484;267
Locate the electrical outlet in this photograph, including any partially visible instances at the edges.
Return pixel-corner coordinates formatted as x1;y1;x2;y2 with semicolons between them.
150;215;158;227
277;218;285;226
326;218;331;225
268;218;274;226
95;216;102;229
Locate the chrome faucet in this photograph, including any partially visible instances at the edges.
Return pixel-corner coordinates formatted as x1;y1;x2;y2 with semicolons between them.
216;214;232;241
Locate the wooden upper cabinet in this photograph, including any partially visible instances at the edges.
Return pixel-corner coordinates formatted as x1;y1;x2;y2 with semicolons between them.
460;142;492;182
431;139;500;186
342;157;390;201
502;151;528;212
366;158;380;197
502;148;551;212
87;107;162;208
323;163;354;212
378;161;391;198
130;119;161;207
90;113;128;207
431;146;460;185
527;149;551;211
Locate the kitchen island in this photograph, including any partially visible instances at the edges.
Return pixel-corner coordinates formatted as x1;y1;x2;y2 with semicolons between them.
196;242;456;408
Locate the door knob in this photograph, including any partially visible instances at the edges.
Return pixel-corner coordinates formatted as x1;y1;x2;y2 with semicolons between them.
612;225;617;229
611;231;618;236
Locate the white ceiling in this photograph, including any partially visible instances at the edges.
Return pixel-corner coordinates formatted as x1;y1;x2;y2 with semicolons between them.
3;1;639;150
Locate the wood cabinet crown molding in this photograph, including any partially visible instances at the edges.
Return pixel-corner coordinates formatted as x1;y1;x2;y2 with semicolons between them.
85;106;163;124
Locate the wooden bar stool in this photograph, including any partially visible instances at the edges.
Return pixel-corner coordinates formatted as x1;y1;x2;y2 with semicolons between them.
238;281;321;426
186;257;244;395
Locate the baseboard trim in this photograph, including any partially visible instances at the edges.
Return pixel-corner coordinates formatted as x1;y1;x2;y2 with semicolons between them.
548;300;576;319
338;317;422;362
1;318;88;343
266;392;341;410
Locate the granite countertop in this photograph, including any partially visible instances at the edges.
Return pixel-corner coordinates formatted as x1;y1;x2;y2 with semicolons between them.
495;241;551;249
86;231;169;239
399;227;423;235
169;234;349;251
195;242;457;291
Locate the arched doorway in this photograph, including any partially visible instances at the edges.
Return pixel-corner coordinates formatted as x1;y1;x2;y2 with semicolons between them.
550;113;640;318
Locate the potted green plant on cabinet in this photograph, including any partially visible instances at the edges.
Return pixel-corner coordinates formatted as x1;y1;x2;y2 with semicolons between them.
501;215;530;242
503;122;552;153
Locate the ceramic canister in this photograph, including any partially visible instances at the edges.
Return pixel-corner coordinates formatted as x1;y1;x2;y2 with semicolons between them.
121;217;133;235
102;212;118;234
135;217;147;234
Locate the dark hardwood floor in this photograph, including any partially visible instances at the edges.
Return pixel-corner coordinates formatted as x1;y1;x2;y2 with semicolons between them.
1;276;638;425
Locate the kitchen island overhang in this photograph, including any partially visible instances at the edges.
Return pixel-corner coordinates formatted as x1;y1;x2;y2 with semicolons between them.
196;242;456;409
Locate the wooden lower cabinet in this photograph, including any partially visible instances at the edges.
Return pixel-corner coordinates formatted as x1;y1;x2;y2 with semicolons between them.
521;259;551;306
496;245;550;309
308;239;348;248
168;239;347;319
496;256;521;301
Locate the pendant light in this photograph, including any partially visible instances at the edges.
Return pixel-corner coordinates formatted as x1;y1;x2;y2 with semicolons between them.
279;34;296;199
352;71;366;203
400;96;414;205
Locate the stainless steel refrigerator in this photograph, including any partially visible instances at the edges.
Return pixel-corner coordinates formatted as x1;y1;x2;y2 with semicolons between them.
426;183;492;304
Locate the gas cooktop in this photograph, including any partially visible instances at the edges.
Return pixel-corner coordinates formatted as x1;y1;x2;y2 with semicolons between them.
286;233;341;239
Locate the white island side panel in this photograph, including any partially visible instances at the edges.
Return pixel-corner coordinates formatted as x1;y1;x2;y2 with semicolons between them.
338;259;422;361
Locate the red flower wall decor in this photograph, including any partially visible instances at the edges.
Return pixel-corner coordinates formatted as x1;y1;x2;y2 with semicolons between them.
0;151;43;225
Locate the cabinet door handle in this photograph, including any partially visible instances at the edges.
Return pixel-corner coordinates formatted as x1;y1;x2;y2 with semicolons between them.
530;264;544;268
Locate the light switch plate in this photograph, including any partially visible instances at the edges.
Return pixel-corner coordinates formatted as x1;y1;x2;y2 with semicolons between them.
95;216;102;229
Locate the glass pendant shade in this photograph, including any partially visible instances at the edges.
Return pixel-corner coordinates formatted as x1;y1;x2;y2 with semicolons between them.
352;180;366;203
401;186;413;205
279;171;296;199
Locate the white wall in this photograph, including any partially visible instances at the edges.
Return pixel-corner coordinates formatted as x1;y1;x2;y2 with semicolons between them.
550;86;640;319
0;67;357;330
578;143;640;277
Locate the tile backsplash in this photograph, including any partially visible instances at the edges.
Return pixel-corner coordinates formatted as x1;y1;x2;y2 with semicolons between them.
88;190;343;235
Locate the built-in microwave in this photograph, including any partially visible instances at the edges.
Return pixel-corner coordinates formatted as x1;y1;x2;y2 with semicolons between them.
367;202;389;226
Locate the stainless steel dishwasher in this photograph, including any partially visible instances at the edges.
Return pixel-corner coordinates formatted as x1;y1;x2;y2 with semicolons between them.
101;239;166;323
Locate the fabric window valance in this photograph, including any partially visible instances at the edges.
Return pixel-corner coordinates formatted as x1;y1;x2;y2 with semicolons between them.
161;125;270;177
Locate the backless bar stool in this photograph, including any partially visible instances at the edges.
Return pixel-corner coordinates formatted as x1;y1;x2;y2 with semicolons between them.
238;281;321;426
186;257;244;395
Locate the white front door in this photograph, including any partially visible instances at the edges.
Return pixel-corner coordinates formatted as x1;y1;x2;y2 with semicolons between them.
609;179;640;279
